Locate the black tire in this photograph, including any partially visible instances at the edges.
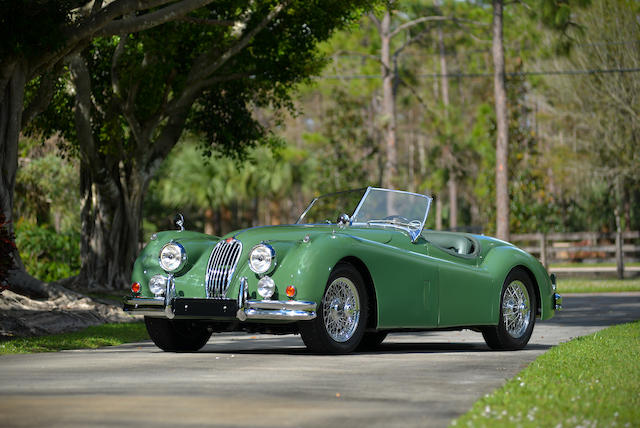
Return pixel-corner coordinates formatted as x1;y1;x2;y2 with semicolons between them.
482;268;537;350
299;263;369;354
357;332;388;351
144;316;212;352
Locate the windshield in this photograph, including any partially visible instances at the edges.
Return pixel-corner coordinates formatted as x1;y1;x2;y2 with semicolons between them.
296;187;432;240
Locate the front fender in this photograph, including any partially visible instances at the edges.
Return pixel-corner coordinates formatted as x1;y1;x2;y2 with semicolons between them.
482;245;555;321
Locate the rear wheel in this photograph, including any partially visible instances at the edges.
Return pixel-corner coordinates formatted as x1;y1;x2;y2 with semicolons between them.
300;263;368;354
144;316;212;352
482;268;536;350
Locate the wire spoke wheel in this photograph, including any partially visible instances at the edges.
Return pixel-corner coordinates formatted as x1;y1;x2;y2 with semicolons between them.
323;277;360;342
299;262;368;353
482;268;537;351
502;280;530;338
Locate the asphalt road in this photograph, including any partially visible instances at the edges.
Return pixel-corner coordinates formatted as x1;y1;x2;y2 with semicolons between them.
1;292;639;428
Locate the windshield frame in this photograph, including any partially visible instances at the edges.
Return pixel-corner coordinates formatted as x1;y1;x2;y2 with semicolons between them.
296;187;432;241
351;187;432;241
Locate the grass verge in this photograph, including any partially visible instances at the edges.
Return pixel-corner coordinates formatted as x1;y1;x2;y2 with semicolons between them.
0;322;148;354
450;321;640;427
558;278;640;293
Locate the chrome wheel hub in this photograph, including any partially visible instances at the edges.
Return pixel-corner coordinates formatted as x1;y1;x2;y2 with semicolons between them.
502;280;531;338
323;277;360;342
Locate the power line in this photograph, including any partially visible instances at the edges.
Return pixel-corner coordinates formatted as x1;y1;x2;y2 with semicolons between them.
316;67;640;80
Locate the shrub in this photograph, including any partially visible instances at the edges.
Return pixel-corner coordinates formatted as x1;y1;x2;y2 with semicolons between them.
14;220;81;282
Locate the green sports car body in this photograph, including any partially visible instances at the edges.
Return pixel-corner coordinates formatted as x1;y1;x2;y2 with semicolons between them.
125;187;562;353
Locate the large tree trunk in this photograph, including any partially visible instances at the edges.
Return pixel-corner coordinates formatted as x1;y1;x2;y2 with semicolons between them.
71;54;149;290
0;62;50;298
77;160;147;290
380;7;397;189
492;0;510;241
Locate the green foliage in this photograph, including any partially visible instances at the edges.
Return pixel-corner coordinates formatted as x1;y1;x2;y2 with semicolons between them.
14;220;80;283
0;322;148;354
15;148;80;231
451;321;640;427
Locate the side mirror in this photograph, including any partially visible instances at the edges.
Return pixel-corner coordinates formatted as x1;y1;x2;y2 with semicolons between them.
337;213;350;228
174;213;185;231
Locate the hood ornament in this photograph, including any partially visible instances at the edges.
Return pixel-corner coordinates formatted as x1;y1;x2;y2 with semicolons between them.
174;213;185;231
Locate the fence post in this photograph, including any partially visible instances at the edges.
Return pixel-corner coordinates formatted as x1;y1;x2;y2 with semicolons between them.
539;232;548;270
615;211;624;279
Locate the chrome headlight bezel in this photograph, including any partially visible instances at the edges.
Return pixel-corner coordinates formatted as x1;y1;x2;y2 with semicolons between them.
159;242;187;272
248;243;276;275
148;274;167;296
257;275;276;299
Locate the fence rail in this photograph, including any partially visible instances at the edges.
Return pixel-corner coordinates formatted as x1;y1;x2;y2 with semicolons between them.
510;231;640;279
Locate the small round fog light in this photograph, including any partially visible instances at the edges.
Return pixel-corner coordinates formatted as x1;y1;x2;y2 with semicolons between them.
285;285;296;298
149;275;167;296
257;276;276;300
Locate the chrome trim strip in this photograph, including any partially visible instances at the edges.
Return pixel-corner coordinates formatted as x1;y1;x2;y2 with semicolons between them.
246;300;316;312
243;308;316;320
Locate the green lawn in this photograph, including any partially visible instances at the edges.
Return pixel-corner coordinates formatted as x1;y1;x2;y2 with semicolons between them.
450;321;640;427
559;278;640;293
0;322;149;354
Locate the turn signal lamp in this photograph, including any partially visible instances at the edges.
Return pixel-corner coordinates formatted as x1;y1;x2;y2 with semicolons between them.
131;282;141;294
285;285;296;298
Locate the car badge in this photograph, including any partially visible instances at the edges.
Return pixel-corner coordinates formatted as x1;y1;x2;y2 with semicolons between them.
225;237;234;243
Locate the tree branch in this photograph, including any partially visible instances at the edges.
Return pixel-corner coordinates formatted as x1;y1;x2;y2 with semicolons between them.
390;15;450;38
367;12;381;33
32;0;214;78
22;63;64;127
189;1;289;83
96;0;214;36
178;16;235;26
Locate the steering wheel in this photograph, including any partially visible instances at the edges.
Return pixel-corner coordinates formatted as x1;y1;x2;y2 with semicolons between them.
383;215;409;223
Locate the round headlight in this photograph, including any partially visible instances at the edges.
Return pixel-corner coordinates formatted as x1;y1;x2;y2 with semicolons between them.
248;243;276;275
257;276;276;299
148;275;167;296
159;242;186;272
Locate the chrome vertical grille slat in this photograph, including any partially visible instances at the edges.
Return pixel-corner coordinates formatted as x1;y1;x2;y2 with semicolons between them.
205;239;242;298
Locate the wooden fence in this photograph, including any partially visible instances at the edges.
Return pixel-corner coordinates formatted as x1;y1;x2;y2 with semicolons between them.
510;231;640;278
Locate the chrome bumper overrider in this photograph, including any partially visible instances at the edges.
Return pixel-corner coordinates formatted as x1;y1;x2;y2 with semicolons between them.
553;293;563;310
551;274;563;310
123;277;316;321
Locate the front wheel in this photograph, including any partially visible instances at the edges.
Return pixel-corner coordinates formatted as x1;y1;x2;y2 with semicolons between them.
482;268;537;350
299;263;369;354
144;317;212;352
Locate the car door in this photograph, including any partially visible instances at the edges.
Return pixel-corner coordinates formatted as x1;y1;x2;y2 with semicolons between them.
426;241;496;327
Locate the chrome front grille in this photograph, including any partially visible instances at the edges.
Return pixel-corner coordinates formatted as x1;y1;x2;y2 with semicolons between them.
205;239;243;298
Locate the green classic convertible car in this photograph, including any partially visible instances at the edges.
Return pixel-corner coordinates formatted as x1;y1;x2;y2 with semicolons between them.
125;187;562;353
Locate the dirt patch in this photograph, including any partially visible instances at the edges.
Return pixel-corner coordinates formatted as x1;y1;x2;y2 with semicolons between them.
0;286;139;339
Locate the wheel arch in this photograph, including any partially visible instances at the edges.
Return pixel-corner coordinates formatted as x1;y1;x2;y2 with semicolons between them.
337;256;378;330
511;265;541;317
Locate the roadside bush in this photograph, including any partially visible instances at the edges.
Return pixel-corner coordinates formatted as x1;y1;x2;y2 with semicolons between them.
14;220;81;282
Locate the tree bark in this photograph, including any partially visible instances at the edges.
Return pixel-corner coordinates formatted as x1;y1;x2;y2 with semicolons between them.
70;54;150;290
380;7;397;189
0;62;51;298
492;0;510;241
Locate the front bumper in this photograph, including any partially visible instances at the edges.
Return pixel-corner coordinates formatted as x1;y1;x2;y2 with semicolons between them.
123;277;317;321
